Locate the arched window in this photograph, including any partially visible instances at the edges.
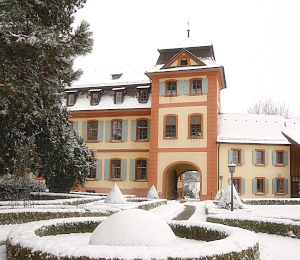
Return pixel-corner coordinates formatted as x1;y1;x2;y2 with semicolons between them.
188;114;203;138
164;114;178;139
110;158;122;180
88;121;98;141
111;120;122;141
135;159;147;180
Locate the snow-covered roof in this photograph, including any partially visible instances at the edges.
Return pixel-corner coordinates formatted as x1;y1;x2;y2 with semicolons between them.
158;38;212;50
217;113;290;144
281;117;300;145
67;65;151;90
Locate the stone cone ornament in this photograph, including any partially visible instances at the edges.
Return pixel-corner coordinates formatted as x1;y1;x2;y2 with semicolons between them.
147;185;159;199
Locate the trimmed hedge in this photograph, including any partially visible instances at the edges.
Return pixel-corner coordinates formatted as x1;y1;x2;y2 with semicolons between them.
242;198;300;205
6;218;260;260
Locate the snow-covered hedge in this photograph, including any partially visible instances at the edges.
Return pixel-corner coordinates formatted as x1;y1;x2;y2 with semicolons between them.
136;199;167;210
0;177;46;201
6;217;259;260
242;198;300;205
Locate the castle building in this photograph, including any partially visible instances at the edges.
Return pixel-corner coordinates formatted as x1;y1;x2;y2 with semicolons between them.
60;37;300;199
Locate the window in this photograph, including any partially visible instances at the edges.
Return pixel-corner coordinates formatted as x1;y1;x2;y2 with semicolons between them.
189;114;202;138
232;178;241;193
67;92;76;106
111;73;122;80
190;80;202;94
276;177;284;193
276;151;283;164
253;149;266;165
180;57;188;66
36;168;45;179
136;159;147;180
88;121;98;141
139;89;148;103
137;119;148;141
165;82;177;96
112;120;122;141
90;91;101;105
164;115;177;139
111;159;121;180
256;178;265;193
114;90;124;104
88;167;96;179
272;150;288;166
232;149;241;165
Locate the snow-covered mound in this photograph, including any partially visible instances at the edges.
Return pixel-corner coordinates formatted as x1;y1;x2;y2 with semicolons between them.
218;183;245;210
147;185;159;199
89;209;176;246
104;183;126;204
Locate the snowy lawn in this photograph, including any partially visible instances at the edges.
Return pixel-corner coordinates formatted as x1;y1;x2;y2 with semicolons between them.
1;200;300;259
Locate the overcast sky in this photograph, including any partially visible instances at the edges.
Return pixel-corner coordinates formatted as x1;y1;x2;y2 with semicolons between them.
74;0;300;117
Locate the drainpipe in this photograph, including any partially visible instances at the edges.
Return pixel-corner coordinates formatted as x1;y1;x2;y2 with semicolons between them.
218;144;220;191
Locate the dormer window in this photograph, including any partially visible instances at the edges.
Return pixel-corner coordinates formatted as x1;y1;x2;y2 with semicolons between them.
89;89;101;106
66;91;77;106
136;86;150;103
112;87;125;104
111;73;123;80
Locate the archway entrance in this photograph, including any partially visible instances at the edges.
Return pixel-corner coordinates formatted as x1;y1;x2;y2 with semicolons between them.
163;161;201;200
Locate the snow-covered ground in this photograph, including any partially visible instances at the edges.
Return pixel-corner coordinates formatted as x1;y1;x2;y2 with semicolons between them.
1;200;299;259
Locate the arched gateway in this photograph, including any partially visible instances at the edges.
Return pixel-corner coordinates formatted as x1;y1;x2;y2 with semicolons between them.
163;161;202;200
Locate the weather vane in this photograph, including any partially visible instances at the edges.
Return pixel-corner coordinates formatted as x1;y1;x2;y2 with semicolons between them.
187;18;190;38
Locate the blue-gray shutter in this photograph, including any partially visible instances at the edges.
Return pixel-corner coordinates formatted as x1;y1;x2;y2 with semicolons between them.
284;151;288;165
32;171;36;179
159;82;165;96
131;120;136;141
241;150;245;165
252;151;256;165
241;178;245;194
265;151;269;165
178;80;183;95
97;121;103;142
130;159;135;181
82;121;87;141
272;151;276;165
183;80;189;94
73;122;78;133
284;179;288;194
105;121;110;142
122;120;128;141
228;150;233;164
252;179;257;194
265;179;269;194
147;119;151;141
272;179;276;194
96;159;102;180
104;159;110;180
121;159;127;180
202;78;208;94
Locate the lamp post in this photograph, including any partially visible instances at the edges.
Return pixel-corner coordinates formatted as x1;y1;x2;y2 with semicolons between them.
228;163;236;211
219;173;223;191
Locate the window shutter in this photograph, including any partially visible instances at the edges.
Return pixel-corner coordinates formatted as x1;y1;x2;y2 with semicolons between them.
147;120;151;141
97;121;103;142
131;120;136;141
202;78;208;94
96;159;102;180
265;151;269;165
252;151;256;165
228;150;233;164
121;159;127;180
178;80;183;95
82;121;87;141
130;159;135;181
272;151;276;165
105;121;110;142
252;179;257;194
122;120;128;141
241;178;245;194
73;122;78;133
284;151;288;166
32;171;36;179
265;179;269;194
284;179;288;194
241;150;245;164
104;159;110;180
272;179;276;194
159;82;165;96
183;80;189;94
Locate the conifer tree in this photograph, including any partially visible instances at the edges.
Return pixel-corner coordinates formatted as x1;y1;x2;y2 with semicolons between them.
0;0;95;192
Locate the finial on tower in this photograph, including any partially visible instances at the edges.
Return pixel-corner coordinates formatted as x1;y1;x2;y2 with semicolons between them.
187;18;190;38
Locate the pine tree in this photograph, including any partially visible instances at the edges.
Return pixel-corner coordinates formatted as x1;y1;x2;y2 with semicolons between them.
0;0;95;192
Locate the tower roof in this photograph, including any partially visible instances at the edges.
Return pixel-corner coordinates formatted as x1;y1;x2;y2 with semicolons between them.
158;38;212;51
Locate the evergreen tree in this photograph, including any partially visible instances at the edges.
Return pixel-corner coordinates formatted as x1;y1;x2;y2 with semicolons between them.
0;0;95;192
